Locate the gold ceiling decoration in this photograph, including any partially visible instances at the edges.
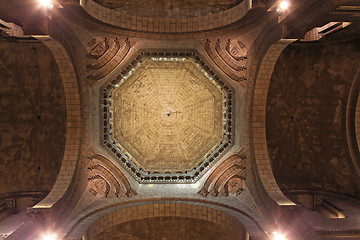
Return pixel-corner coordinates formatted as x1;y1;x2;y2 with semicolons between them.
102;51;233;183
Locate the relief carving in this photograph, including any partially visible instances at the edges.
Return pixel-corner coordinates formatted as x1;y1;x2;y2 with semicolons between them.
198;153;246;197
87;152;137;198
205;38;248;83
0;199;15;209
226;175;246;196
88;38;97;48
86;37;132;83
88;38;109;59
88;175;110;198
226;39;247;61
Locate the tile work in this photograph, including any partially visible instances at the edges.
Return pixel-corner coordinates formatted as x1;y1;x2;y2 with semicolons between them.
111;59;223;173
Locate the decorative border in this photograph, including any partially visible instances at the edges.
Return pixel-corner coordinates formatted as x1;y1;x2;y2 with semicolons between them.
101;50;233;183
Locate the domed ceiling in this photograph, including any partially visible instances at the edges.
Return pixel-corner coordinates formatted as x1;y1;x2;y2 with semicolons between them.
94;217;244;240
93;0;243;18
102;51;233;183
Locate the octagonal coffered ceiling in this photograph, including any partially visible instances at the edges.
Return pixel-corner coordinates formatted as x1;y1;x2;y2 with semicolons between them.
102;50;233;183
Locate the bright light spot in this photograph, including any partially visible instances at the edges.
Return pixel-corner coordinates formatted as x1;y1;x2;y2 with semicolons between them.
42;232;57;240
279;1;289;11
273;231;286;240
39;0;53;8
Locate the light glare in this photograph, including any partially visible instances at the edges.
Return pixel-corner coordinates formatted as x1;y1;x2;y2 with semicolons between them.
39;0;54;8
42;232;57;240
273;231;286;240
279;1;289;10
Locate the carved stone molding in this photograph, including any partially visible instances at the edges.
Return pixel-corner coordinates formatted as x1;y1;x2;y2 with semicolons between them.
204;38;248;83
5;199;15;209
198;153;246;197
86;37;131;83
318;229;360;238
0;199;15;211
87;152;137;198
317;229;360;234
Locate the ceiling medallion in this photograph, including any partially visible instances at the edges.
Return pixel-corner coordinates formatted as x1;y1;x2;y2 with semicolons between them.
102;50;233;183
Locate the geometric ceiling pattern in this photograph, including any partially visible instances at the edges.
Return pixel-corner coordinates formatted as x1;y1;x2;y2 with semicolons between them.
102;50;233;183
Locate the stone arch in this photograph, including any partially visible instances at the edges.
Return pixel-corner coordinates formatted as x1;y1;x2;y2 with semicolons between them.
65;198;266;239
0;37;69;239
80;0;251;33
347;69;360;176
84;203;247;240
356;95;360;164
31;36;82;209
248;39;296;206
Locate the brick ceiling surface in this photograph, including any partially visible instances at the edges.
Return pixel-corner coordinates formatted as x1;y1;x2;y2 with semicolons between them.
111;58;224;173
94;0;243;17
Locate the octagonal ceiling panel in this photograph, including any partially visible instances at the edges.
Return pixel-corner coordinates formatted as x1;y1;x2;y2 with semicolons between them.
112;59;223;172
102;51;233;183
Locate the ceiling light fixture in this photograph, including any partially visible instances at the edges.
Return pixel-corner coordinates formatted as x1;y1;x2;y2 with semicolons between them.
39;0;54;8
